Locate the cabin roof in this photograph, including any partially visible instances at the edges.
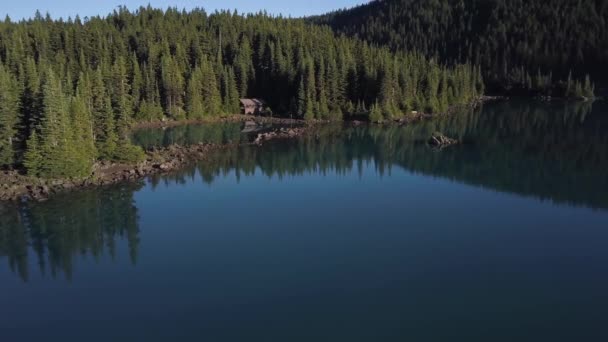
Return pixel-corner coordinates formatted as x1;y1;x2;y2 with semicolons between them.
240;98;265;107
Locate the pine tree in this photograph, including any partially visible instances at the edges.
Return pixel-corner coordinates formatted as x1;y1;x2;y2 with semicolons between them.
297;76;306;118
304;58;316;121
112;57;134;139
130;55;143;114
91;68;108;148
24;132;42;176
200;58;222;116
439;69;449;113
369;101;383;123
0;65;21;167
98;98;118;159
161;55;185;119
68;95;96;176
35;69;74;178
225;67;240;114
20;58;43;142
186;66;204;119
424;65;440;113
138;63;164;121
235;38;253;97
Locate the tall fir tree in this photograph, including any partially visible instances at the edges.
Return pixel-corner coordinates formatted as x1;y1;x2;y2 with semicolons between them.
0;64;21;167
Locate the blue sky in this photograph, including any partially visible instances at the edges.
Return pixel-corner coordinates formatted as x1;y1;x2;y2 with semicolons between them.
2;1;368;21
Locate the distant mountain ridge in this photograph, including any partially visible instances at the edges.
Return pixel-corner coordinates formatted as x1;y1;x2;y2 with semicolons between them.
313;0;608;94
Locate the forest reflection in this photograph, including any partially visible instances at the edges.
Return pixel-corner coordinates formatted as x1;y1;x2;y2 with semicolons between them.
2;100;605;282
0;183;142;282
153;99;607;209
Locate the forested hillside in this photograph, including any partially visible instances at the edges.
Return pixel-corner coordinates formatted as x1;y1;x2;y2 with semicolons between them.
315;0;606;95
0;7;482;178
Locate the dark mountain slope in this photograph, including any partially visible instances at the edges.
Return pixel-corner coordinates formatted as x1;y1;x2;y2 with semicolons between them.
314;0;608;95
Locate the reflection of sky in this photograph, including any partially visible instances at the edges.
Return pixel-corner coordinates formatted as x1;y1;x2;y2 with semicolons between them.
3;0;369;21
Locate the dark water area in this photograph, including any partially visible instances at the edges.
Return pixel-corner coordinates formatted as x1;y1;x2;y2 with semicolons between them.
1;100;608;341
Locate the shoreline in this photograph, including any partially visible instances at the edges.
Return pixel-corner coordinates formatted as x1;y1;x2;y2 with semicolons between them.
0;117;314;202
131;114;310;130
0;98;492;202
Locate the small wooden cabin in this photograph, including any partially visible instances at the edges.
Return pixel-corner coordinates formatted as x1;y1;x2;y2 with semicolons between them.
240;99;266;115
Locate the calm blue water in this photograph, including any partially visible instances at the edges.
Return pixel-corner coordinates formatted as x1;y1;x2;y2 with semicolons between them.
1;100;608;341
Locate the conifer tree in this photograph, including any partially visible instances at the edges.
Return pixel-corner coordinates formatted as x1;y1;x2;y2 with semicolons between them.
304;58;316;121
223;67;240;114
35;69;75;178
161;55;185;119
21;57;43;130
68;95;96;176
369;101;383;123
130;54;143;113
297;76;306;118
186;66;204;119
98;98;118;159
200;58;222;116
0;65;20;167
316;60;330;119
112;57;133;139
23;132;42;176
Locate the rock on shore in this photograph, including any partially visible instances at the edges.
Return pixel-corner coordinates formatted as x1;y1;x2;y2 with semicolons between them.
0;124;313;202
428;132;459;148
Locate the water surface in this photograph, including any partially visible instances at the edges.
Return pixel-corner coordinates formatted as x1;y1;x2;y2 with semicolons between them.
1;100;608;341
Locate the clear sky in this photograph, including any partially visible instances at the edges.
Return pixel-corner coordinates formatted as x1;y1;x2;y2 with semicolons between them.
1;1;368;21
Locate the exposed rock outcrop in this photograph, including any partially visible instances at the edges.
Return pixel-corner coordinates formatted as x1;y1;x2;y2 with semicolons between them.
428;132;459;148
0;123;313;202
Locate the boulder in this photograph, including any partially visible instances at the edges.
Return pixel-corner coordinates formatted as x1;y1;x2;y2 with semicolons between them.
428;132;459;147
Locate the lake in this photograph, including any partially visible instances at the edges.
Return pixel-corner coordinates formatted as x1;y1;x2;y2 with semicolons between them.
1;100;608;341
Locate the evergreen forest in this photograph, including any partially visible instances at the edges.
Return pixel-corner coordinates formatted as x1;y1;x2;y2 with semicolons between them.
315;0;604;96
0;6;483;178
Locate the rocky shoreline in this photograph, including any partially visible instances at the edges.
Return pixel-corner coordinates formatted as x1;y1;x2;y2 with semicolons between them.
0;101;487;202
0;120;311;202
132;114;309;130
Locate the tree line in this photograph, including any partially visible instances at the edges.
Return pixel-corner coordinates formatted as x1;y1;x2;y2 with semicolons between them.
0;7;482;178
315;0;604;96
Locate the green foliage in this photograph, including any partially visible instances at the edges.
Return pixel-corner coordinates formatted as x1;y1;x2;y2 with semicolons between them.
30;70;90;178
317;0;603;97
161;55;186;120
113;142;146;163
98;98;118;160
369;102;384;123
186;66;205;119
23;132;42;176
68;95;97;176
200;58;222;117
0;65;20;167
137;101;164;122
0;6;484;178
221;66;240;114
